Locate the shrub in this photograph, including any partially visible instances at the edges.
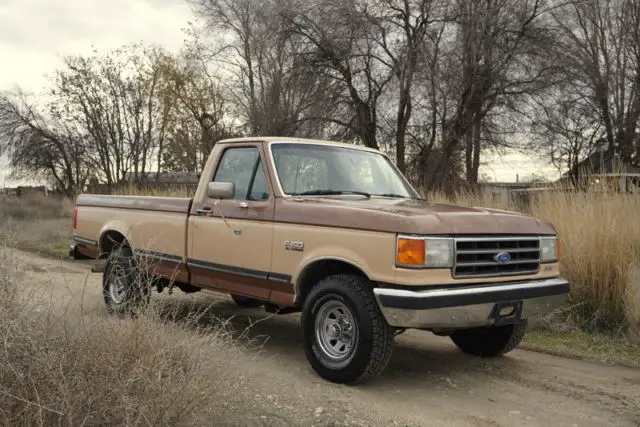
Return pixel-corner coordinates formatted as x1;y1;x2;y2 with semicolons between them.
0;245;247;426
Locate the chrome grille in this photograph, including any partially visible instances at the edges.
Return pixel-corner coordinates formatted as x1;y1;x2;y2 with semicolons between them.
453;237;540;278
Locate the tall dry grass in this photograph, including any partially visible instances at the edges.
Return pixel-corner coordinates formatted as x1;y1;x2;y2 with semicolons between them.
533;191;640;333
0;195;73;220
0;244;250;426
430;186;640;335
0;196;73;257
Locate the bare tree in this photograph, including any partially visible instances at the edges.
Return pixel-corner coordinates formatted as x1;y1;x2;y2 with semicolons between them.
281;0;395;149
0;90;88;196
157;41;236;172
531;89;603;181
52;44;173;186
418;0;559;191
367;0;437;171
189;0;338;137
550;0;640;168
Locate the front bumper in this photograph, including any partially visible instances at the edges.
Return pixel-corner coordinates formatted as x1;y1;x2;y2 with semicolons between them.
373;277;569;329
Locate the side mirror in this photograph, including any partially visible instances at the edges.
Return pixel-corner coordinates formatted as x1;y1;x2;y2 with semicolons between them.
207;182;235;200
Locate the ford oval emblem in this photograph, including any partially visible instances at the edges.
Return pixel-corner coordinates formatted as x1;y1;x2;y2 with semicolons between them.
494;252;511;264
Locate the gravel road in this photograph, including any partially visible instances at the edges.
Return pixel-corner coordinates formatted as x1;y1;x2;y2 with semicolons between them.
14;250;640;427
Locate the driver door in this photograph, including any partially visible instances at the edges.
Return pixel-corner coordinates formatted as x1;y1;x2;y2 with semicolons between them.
188;144;275;299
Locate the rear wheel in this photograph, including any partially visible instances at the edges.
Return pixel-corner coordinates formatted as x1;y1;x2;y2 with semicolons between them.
450;320;528;357
103;246;150;316
302;275;394;384
231;294;264;308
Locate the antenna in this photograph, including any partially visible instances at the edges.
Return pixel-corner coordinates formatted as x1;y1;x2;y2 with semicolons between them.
212;199;231;229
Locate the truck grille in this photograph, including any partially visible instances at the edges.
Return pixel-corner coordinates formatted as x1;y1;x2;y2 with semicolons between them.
453;237;540;278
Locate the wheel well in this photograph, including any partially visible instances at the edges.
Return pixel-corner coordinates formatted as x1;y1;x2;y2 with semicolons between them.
296;259;369;305
99;230;129;256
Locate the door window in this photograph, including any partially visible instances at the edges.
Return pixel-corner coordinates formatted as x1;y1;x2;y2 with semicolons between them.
212;147;270;201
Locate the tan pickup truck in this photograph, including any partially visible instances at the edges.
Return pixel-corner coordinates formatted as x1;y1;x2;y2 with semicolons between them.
70;137;569;384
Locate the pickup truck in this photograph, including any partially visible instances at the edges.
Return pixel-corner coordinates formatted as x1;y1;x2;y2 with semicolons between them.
70;137;569;384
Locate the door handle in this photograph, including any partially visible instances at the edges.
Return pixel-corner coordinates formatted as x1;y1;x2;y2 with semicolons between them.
235;201;249;208
195;207;213;216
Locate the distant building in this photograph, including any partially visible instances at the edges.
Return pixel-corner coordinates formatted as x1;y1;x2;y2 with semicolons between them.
1;185;49;197
478;180;552;211
560;140;640;193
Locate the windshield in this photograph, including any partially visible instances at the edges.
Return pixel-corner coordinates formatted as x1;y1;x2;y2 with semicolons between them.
270;143;419;199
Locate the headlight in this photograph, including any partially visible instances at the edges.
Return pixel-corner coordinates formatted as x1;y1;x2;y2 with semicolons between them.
540;236;559;263
396;236;453;268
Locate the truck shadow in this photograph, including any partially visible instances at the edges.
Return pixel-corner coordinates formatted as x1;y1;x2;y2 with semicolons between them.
154;293;524;386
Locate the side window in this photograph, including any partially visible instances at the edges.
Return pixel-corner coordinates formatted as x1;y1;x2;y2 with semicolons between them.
212;146;270;201
212;147;259;200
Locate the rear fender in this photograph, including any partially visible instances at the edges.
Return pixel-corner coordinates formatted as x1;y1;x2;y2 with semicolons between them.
99;221;131;257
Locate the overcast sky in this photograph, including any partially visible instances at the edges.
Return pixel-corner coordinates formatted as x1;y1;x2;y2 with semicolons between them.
0;0;560;187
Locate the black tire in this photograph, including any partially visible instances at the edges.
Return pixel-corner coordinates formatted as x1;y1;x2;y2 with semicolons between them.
301;274;395;384
450;320;528;357
231;294;264;308
103;246;150;316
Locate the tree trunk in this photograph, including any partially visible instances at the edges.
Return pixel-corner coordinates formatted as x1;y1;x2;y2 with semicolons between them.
396;130;406;172
470;117;481;186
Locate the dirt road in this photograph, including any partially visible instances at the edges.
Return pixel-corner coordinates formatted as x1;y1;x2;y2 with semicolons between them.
15;250;640;427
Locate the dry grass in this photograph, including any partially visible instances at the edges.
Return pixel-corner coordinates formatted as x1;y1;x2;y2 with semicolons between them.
0;195;73;220
0;196;73;257
533;191;640;334
428;187;640;335
0;218;71;257
522;328;640;369
0;245;254;426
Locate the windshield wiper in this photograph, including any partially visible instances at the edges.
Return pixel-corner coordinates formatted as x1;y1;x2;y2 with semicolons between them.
291;190;371;198
373;193;425;201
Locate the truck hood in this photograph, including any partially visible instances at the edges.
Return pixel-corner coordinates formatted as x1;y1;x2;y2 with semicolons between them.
274;196;556;235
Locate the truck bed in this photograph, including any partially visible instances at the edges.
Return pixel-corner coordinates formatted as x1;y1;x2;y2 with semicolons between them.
76;194;193;213
72;194;193;282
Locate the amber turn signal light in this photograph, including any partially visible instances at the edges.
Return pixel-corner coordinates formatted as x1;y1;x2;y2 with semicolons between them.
557;238;561;260
396;238;425;266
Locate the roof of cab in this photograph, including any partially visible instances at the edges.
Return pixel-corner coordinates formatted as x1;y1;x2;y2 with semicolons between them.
216;136;382;154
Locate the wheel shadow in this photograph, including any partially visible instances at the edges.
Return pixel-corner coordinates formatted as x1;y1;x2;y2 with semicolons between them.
153;292;526;386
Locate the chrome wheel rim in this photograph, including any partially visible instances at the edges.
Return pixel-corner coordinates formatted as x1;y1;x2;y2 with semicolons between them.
109;266;127;304
315;300;358;361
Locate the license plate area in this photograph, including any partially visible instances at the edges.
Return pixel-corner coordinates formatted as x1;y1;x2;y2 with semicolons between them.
489;301;523;326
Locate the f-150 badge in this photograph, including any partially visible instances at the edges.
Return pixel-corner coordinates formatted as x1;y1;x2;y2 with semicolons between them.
284;240;304;251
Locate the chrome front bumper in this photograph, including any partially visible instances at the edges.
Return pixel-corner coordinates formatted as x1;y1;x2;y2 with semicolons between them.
373;277;569;329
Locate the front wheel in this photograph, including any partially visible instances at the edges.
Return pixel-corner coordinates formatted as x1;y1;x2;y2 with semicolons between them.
450;320;528;357
302;275;395;384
